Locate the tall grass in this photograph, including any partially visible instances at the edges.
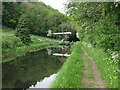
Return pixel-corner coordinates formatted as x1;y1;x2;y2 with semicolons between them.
82;42;118;88
51;42;84;88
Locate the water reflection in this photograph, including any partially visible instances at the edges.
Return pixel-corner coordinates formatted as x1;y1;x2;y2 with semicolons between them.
47;45;71;56
53;53;70;57
28;74;57;89
2;46;70;89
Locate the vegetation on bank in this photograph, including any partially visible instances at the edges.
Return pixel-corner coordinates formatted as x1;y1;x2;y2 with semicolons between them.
2;26;60;63
62;1;119;88
51;42;118;88
66;2;119;55
51;42;84;88
82;42;118;88
3;41;60;63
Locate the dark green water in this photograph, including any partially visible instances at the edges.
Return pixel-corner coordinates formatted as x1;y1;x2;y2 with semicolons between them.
2;46;70;89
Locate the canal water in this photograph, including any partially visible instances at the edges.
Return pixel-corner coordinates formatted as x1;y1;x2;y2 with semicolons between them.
2;45;71;89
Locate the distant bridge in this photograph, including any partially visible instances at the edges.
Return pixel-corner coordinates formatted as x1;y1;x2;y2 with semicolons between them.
47;30;72;36
53;32;72;35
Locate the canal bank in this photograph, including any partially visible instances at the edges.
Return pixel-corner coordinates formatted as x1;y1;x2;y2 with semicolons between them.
2;41;60;63
51;42;84;88
51;42;118;88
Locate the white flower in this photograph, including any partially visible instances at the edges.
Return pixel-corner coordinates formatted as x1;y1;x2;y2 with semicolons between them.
112;54;119;59
88;44;92;48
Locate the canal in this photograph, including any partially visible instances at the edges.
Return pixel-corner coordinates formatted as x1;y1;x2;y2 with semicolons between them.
2;45;71;89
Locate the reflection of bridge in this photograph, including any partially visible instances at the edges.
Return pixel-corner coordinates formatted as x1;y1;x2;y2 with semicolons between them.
47;46;71;57
53;53;70;57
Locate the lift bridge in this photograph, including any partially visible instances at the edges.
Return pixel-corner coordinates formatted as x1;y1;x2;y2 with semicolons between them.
47;46;71;57
47;30;72;41
47;30;72;36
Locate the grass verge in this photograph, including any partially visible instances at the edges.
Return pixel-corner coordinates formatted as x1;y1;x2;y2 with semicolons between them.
51;41;118;88
51;42;84;88
2;41;59;63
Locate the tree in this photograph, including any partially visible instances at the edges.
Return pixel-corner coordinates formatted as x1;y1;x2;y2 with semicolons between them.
20;2;69;37
65;1;120;52
15;15;31;45
2;2;21;29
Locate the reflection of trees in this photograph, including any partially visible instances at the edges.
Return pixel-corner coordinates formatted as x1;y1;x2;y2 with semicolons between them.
48;46;71;55
58;57;66;64
2;49;63;88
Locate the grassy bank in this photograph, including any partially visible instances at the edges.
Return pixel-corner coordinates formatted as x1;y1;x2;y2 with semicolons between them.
2;26;59;49
2;26;60;63
51;42;118;88
2;42;59;63
51;42;84;88
82;42;118;88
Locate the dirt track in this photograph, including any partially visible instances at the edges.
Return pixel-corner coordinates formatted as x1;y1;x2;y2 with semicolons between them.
82;48;105;88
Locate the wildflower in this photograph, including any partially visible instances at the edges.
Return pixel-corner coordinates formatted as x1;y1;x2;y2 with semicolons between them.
112;54;119;60
88;44;92;48
118;70;120;72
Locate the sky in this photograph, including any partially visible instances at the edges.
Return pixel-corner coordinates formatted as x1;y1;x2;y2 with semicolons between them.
39;0;68;14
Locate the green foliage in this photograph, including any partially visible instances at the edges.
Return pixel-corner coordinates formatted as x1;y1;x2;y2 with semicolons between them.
51;42;84;88
2;36;23;49
20;2;69;38
2;2;21;29
2;2;76;40
2;26;23;49
65;2;119;88
2;26;60;63
15;15;31;45
65;2;120;53
58;22;77;40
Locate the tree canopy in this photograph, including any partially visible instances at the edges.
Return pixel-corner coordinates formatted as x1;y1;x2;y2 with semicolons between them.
65;1;120;52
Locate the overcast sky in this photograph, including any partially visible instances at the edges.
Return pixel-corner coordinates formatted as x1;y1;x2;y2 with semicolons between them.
39;0;68;14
